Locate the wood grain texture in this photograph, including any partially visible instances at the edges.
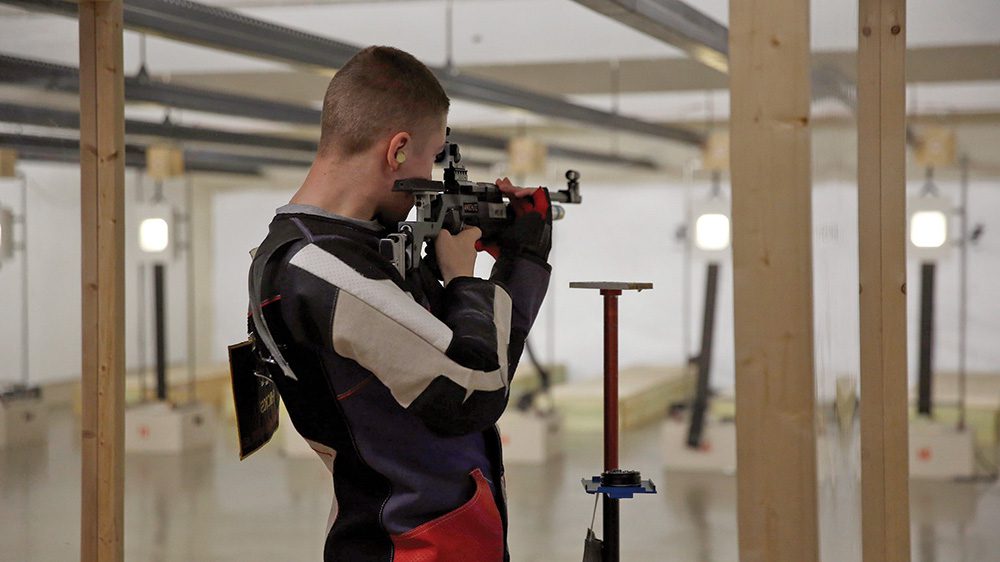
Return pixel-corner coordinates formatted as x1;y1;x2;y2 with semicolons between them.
858;1;911;561
79;1;126;560
0;148;16;177
729;0;819;560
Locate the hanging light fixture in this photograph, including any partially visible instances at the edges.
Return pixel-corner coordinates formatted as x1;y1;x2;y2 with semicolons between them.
137;143;183;261
692;131;731;255
136;203;174;258
908;187;952;260
910;127;955;260
910;210;947;249
694;211;731;252
691;194;731;255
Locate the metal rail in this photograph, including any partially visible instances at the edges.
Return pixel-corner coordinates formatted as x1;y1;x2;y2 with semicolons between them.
0;54;320;125
1;101;507;169
0;132;265;175
0;54;660;169
1;0;703;145
0;101;317;151
574;0;729;73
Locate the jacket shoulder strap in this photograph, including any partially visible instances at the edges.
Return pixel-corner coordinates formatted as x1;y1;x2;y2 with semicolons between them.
248;217;309;381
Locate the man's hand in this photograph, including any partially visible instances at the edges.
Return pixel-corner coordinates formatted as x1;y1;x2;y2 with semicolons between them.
476;177;553;262
435;226;482;286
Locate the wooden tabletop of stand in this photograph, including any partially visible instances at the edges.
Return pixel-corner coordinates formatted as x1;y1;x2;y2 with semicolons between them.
569;282;653;291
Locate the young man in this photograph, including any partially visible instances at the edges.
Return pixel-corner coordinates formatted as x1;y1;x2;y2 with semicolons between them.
247;46;551;561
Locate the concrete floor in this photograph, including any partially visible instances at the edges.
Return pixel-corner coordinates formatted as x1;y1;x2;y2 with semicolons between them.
2;408;999;561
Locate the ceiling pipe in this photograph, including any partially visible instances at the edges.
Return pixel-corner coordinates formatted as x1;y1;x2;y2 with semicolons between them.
1;0;703;145
0;101;316;151
0;54;660;170
0;132;265;175
0;101;506;169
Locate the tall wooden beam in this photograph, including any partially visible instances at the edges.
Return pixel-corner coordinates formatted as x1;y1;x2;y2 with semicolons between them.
729;0;819;561
858;1;910;561
79;1;126;560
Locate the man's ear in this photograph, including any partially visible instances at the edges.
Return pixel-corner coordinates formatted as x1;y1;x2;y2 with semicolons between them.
386;132;410;172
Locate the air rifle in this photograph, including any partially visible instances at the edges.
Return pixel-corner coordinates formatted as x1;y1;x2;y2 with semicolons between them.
380;129;582;276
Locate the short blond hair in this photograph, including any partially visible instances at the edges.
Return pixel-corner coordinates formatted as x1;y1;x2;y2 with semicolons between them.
319;46;450;156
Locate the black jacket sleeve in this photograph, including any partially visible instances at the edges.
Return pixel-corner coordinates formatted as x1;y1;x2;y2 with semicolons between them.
277;238;526;436
489;255;552;379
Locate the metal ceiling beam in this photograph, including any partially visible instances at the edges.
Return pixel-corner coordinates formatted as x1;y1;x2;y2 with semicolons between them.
0;101;318;152
572;0;917;145
0;54;320;124
2;0;703;145
432;71;700;144
0;102;507;169
0;55;659;170
185;148;311;170
448;130;657;169
0;132;264;175
573;0;729;73
572;0;873;107
572;1;848;98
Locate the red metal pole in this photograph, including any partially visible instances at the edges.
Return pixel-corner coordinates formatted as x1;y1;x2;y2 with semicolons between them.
602;289;621;471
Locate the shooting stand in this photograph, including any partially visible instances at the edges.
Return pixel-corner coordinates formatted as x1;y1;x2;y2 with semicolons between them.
570;282;656;562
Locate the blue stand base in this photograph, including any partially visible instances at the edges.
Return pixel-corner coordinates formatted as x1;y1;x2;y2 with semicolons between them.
581;476;657;500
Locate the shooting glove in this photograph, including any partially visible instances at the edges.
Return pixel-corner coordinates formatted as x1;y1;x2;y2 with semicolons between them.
477;187;553;263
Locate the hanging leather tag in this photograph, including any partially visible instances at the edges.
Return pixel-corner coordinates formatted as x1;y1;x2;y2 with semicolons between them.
228;339;279;459
582;529;603;562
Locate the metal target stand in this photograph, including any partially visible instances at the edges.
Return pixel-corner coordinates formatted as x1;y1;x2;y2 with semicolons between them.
570;282;657;562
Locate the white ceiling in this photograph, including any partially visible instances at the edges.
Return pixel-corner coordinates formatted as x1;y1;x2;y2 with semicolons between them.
243;0;1000;58
0;0;997;171
1;0;997;71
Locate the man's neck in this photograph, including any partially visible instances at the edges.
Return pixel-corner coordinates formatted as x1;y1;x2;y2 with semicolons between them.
290;155;381;221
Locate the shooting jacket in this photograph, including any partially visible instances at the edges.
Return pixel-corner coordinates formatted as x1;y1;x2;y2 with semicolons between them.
251;206;550;561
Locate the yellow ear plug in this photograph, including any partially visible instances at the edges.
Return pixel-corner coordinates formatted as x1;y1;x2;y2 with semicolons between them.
395;151;407;164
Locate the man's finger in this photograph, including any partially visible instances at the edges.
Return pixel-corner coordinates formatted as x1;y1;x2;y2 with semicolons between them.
495;180;536;199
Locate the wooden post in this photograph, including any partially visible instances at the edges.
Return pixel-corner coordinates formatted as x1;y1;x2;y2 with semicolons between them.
858;1;911;561
79;1;126;560
729;1;819;561
0;148;17;177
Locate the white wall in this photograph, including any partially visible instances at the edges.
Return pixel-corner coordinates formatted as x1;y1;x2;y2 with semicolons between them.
6;163;997;393
799;180;1000;399
210;176;1000;394
210;186;295;357
812;182;863;399
533;180;720;381
0;163;192;386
